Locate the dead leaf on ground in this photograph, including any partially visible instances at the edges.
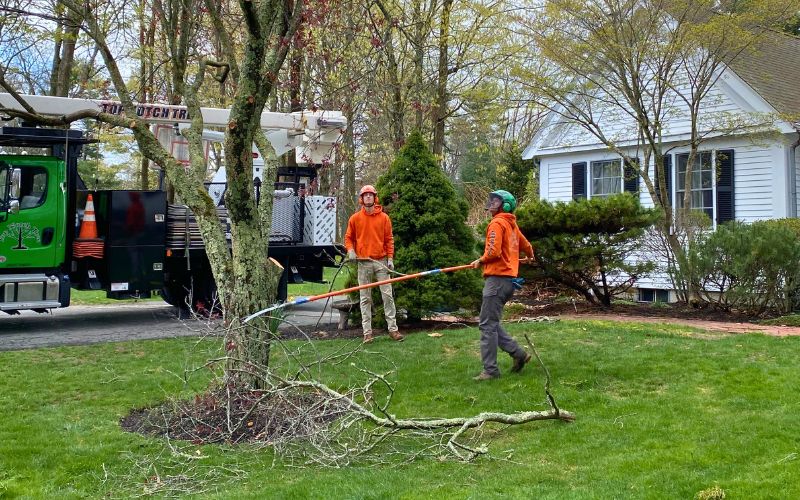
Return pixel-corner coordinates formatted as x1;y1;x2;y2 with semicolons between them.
428;332;444;338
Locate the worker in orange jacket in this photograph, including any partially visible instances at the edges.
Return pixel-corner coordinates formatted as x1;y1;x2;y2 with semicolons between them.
345;185;404;343
471;190;534;380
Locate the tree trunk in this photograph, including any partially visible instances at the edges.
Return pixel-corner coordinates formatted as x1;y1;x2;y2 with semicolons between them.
431;0;452;158
51;6;82;97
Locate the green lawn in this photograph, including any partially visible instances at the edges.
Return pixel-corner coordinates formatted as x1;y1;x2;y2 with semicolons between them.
2;319;799;498
287;265;352;298
69;266;350;306
69;289;163;305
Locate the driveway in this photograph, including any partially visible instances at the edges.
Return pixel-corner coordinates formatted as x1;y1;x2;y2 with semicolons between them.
0;300;340;351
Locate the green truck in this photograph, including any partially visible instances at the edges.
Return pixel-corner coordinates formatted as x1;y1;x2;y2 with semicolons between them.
0;126;342;314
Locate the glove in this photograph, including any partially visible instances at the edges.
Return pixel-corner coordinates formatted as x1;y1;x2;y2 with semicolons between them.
347;249;356;260
511;277;525;291
387;258;394;271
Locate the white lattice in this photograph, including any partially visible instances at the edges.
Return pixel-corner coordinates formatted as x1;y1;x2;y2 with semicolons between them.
303;196;337;246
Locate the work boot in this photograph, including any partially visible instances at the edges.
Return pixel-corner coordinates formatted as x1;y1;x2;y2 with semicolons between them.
388;330;404;342
511;352;532;373
473;371;500;381
363;333;374;344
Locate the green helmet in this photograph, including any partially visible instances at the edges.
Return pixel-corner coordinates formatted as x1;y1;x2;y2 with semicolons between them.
489;189;517;213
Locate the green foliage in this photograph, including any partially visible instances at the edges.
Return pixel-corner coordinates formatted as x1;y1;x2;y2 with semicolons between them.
77;158;125;190
495;142;535;204
516;193;660;306
689;220;800;316
378;131;483;320
458;138;497;188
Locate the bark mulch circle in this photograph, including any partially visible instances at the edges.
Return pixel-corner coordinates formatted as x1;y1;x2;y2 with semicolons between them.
120;385;348;445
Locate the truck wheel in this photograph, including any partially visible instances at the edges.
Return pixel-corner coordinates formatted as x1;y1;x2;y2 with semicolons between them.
161;282;189;309
277;265;289;302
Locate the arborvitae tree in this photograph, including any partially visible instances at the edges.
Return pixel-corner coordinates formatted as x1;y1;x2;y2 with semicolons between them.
378;131;483;320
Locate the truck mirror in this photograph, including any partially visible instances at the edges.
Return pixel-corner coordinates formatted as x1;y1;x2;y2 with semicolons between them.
8;199;19;214
10;168;21;200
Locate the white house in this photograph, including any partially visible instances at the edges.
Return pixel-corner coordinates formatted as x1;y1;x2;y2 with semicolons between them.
522;31;800;301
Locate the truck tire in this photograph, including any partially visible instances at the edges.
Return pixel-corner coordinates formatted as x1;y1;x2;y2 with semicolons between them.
277;265;289;303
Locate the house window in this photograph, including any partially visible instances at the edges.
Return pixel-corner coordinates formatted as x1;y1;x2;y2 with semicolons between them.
638;288;669;303
590;159;622;198
676;152;713;219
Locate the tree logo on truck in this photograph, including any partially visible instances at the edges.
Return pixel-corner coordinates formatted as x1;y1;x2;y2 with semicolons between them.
0;223;40;250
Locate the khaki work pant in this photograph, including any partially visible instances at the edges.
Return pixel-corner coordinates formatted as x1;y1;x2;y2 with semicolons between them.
357;258;398;336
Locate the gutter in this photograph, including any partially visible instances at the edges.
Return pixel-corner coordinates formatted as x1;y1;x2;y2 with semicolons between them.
790;123;800;217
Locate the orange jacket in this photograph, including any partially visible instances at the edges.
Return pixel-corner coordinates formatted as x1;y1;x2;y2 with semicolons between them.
344;205;394;259
479;213;533;277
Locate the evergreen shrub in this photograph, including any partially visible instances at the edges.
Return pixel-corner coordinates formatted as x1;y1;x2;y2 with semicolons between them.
373;131;483;321
516;193;660;306
691;219;800;316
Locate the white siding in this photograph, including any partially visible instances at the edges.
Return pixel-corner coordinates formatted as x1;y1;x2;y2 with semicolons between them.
795;148;800;216
731;143;783;221
545;159;573;202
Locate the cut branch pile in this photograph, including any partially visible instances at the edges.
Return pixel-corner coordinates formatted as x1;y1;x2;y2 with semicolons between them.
121;324;574;466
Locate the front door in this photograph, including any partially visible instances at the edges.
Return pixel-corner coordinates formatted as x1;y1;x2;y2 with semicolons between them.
0;156;65;270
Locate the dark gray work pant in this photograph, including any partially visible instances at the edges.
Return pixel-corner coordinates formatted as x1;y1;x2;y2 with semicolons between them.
479;276;526;376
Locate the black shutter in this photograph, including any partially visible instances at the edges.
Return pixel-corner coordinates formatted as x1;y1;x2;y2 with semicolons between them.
716;149;735;224
623;158;640;194
572;162;587;200
655;154;672;206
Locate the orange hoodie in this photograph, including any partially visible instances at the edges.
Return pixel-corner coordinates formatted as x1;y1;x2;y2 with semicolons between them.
344;205;394;259
479;212;533;277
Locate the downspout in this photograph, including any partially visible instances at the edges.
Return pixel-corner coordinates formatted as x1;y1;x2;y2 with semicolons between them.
790;123;800;218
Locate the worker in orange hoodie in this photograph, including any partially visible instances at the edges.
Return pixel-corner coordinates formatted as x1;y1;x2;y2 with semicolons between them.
345;185;404;343
471;190;534;380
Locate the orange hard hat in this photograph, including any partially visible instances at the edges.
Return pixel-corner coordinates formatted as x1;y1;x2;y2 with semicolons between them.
359;185;377;197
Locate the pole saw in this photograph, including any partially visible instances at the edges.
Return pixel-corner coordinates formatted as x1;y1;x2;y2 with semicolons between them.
243;263;476;323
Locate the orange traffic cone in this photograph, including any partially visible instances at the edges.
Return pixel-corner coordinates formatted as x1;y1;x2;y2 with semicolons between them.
74;194;104;259
78;194;98;239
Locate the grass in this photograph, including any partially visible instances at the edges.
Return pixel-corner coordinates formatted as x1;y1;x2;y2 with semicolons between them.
69;266;351;305
2;319;799;498
70;289;163;305
287;265;352;299
760;313;800;327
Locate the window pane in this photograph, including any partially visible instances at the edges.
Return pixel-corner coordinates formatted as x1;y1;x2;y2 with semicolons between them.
675;152;715;216
703;189;713;207
702;170;712;188
590;160;622;197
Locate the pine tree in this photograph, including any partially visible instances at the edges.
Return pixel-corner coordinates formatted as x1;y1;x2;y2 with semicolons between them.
378;131;483;320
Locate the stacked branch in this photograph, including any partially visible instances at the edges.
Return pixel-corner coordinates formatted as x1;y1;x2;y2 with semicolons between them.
123;318;575;466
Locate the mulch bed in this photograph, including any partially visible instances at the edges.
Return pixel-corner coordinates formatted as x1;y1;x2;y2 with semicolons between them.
511;295;759;323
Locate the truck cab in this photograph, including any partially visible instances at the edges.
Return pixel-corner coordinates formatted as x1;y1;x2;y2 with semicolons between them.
0;128;86;312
